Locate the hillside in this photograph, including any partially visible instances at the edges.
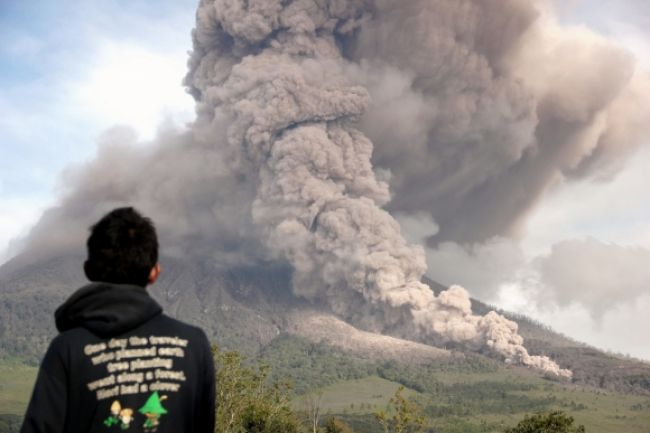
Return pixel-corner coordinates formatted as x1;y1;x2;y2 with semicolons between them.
3;335;650;433
1;253;649;398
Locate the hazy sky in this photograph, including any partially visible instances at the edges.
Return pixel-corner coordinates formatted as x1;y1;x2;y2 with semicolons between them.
1;0;649;360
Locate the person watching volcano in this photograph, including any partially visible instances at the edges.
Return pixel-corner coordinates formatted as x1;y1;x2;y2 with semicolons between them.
21;207;215;433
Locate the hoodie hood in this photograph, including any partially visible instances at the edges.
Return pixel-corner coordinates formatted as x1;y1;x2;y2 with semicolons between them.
55;282;162;338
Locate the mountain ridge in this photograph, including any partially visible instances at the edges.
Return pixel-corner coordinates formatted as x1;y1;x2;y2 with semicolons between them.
1;253;648;395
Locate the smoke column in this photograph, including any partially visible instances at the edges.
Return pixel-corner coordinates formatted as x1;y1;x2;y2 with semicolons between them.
184;0;570;376
352;0;650;244
17;0;650;378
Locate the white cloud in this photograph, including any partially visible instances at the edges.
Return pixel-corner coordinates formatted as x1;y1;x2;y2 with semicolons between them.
523;145;650;256
551;0;650;71
424;236;650;360
73;41;194;141
535;238;650;320
0;195;50;265
522;294;650;360
608;22;650;71
0;1;197;264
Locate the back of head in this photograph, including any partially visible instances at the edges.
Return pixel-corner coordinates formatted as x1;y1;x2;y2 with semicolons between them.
84;207;158;287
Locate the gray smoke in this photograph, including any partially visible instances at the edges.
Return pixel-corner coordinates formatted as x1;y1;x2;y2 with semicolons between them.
351;0;650;243
19;123;264;268
15;0;650;377
180;0;572;376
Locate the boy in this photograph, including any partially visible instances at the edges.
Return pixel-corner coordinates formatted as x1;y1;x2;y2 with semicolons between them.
21;207;215;433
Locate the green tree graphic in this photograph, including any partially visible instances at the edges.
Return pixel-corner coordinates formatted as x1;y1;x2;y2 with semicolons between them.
139;392;168;429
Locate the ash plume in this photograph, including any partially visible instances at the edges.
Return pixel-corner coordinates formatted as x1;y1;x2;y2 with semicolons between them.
14;0;650;378
183;0;570;376
352;0;650;244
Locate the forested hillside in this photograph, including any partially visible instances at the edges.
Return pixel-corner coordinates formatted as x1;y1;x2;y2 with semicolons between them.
1;254;649;396
4;337;650;433
2;254;650;433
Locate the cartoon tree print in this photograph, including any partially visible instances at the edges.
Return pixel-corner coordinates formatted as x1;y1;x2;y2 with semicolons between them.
138;392;168;431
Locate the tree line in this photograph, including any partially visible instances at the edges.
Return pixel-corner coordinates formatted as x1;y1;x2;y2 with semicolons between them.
212;346;586;433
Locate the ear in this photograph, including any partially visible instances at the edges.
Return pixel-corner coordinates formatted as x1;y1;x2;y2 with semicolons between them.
147;263;161;285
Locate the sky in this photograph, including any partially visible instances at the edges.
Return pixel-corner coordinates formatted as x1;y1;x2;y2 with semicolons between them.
1;0;649;360
0;0;196;260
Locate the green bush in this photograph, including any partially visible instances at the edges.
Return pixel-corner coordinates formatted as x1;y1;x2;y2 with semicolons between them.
0;414;22;433
324;417;355;433
214;346;302;433
504;411;585;433
375;386;425;433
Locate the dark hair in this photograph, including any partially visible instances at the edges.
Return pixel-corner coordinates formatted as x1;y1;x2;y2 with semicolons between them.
84;207;158;287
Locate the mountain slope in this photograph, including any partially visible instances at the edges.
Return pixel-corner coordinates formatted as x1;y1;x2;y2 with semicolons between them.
1;253;648;395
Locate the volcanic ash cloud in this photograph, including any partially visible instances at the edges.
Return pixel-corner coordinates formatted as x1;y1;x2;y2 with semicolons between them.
185;0;570;377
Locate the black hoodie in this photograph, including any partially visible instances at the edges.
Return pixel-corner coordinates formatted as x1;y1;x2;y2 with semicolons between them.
20;282;215;433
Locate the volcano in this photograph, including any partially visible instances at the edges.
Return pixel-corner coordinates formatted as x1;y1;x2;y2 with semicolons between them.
2;253;649;395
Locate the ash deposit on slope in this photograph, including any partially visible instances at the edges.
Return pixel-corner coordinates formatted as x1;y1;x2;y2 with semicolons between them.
16;0;650;378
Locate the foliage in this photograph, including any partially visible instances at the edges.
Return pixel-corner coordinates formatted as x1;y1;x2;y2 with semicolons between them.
304;391;324;433
425;380;557;417
324;417;355;433
259;335;376;394
622;374;650;393
375;386;425;433
0;414;21;433
504;411;586;433
213;346;301;433
259;335;498;396
4;338;650;433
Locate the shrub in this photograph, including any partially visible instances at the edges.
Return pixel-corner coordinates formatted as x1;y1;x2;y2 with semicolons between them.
504;410;585;433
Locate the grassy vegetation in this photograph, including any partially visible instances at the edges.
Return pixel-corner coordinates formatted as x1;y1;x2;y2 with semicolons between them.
292;370;650;433
269;331;650;433
0;360;36;416
293;376;418;414
3;336;650;433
